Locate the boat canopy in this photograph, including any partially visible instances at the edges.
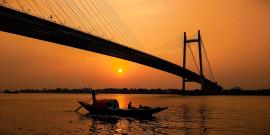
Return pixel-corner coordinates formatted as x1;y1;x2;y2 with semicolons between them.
93;99;119;109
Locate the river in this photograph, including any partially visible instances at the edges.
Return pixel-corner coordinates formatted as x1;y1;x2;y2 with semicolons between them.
0;94;269;135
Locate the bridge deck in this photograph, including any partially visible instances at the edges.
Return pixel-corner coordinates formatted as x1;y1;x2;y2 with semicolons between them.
0;6;222;90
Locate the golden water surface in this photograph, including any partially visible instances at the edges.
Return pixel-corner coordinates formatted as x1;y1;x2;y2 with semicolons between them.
0;94;270;135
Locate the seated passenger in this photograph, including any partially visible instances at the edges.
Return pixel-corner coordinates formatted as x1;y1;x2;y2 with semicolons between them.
128;101;133;109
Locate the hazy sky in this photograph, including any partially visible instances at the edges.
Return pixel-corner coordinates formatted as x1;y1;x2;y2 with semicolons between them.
0;0;270;90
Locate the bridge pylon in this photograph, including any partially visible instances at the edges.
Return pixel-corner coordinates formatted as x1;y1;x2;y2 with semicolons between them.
182;30;205;93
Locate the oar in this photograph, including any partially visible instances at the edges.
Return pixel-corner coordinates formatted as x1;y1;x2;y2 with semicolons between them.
75;105;82;112
75;91;96;112
75;99;92;112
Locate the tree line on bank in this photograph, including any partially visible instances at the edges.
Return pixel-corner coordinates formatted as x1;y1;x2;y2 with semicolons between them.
2;87;270;95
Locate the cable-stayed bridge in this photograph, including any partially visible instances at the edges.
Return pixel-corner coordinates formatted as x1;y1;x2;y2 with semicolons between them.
0;1;222;91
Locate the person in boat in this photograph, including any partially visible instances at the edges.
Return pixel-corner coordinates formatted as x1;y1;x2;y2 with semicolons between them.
128;101;132;109
128;101;135;109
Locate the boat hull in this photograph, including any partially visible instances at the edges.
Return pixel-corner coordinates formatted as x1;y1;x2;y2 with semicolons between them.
78;101;167;117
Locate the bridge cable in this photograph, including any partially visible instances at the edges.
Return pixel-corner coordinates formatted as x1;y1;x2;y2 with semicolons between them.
78;0;107;37
40;0;63;24
64;0;93;33
188;43;200;72
90;0;129;47
98;0;134;47
83;0;110;39
88;0;120;41
93;0;127;43
88;2;125;43
76;0;103;36
46;0;72;25
24;0;40;17
154;44;181;63
71;0;99;34
168;36;185;63
40;0;62;23
201;38;215;81
15;0;24;11
53;0;77;29
148;35;184;64
84;0;115;40
57;0;86;31
46;1;69;25
68;0;100;35
31;0;46;19
164;35;184;64
102;0;145;49
99;0;139;49
61;0;91;32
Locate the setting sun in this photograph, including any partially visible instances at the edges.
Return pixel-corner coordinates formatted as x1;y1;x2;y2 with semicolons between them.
117;68;123;73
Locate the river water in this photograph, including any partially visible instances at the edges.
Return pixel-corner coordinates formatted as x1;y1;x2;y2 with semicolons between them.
0;94;269;135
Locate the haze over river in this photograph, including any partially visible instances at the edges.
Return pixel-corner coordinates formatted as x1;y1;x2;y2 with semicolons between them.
0;94;270;135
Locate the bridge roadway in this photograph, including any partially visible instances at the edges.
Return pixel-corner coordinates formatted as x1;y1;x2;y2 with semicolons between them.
0;6;222;90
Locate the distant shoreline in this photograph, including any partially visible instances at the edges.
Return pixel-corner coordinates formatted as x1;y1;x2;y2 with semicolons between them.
1;88;270;95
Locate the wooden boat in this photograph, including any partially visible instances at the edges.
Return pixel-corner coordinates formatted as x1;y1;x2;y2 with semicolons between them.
77;91;167;117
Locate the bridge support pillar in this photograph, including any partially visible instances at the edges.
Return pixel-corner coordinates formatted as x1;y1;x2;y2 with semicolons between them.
182;32;187;94
182;30;205;94
197;30;205;90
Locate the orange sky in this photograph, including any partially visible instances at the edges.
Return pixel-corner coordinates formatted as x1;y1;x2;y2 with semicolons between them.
0;0;270;90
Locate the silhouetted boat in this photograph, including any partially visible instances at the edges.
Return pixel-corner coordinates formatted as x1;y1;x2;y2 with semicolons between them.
77;91;167;117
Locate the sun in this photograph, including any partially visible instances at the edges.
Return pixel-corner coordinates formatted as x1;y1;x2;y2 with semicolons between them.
117;68;123;73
